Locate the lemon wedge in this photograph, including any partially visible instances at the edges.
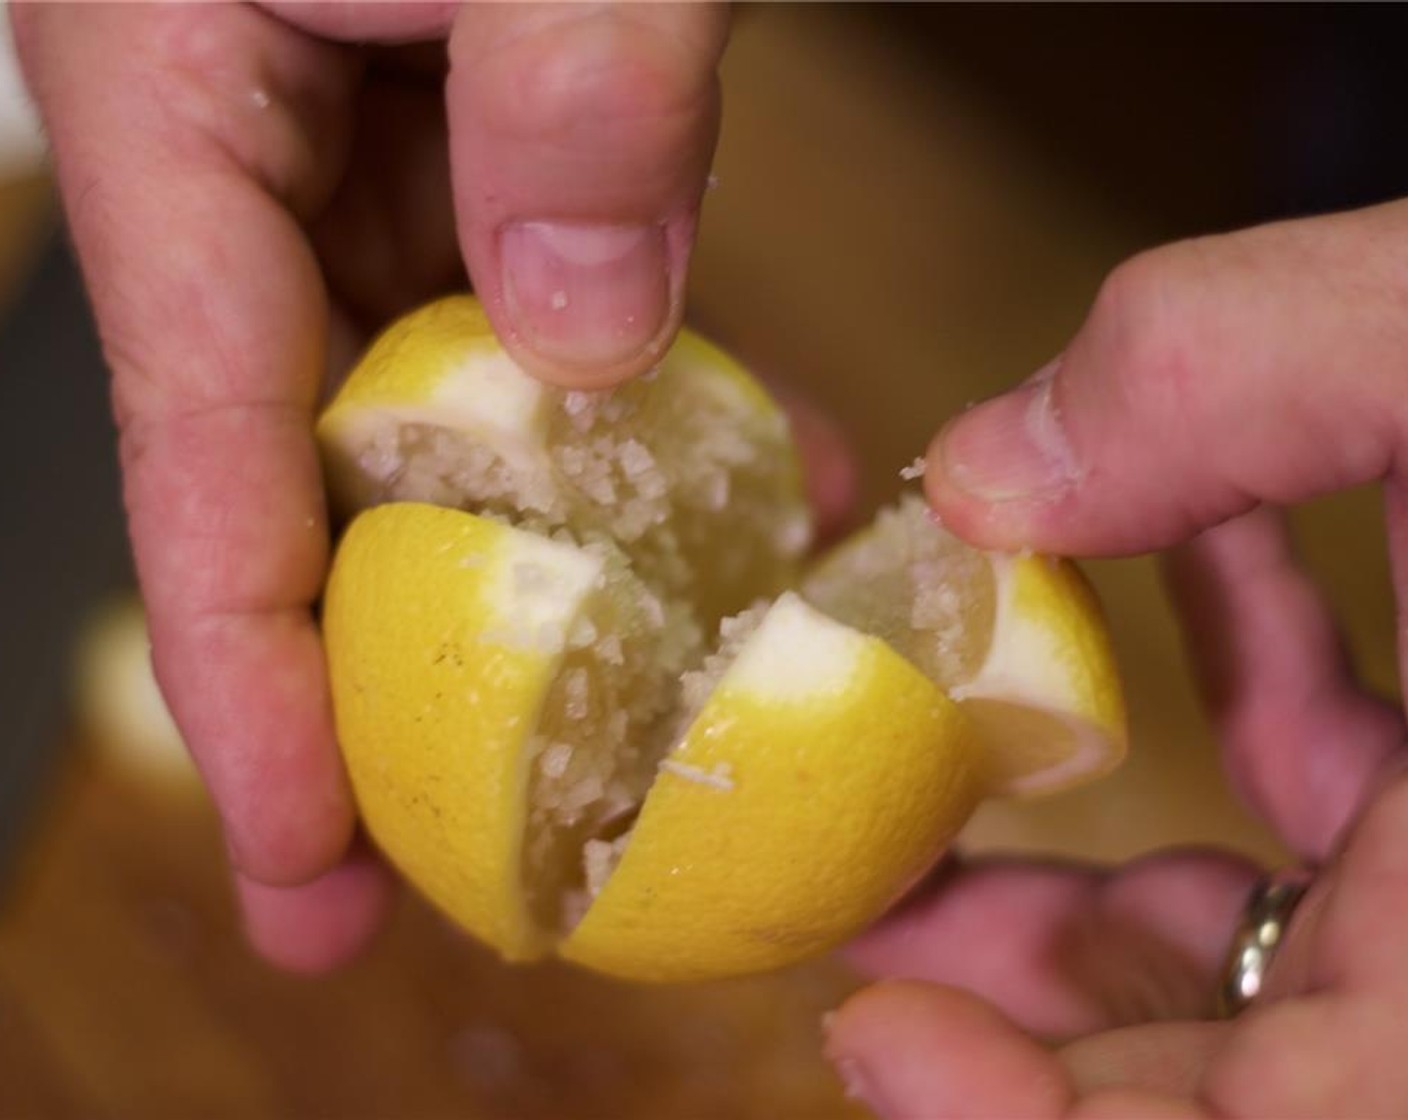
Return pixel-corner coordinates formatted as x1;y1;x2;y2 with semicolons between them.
801;497;1125;798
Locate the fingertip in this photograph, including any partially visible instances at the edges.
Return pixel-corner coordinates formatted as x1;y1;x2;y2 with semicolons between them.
447;4;724;388
921;382;1079;554
237;849;397;974
826;982;1072;1119
921;432;1031;554
823;981;931;1118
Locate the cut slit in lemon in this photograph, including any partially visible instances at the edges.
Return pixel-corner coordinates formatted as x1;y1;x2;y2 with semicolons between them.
318;295;1128;983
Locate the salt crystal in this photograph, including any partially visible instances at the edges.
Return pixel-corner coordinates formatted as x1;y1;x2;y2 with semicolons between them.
563;773;604;815
618;439;655;479
578;464;617;505
635;470;668;501
557;445;587;476
567;616;598;649
550;290;568;311
659;759;735;792
899;456;927;481
640;592;666;628
563;392;593;418
564;668;590;720
598;633;624;666
539;742;573;779
775;512;813;557
583;832;632;896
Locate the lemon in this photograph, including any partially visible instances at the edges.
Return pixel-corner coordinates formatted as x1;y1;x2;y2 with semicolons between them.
318;294;810;630
73;596;201;793
324;504;684;958
318;295;1127;983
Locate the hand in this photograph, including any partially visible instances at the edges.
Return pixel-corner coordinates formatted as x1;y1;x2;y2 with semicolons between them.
12;2;755;971
826;201;1408;1116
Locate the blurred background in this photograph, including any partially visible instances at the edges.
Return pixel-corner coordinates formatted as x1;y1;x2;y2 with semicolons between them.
3;5;1407;1117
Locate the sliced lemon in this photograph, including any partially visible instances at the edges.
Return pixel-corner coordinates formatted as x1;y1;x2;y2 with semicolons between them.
325;505;982;981
317;295;810;630
318;295;1127;983
323;502;693;959
800;496;1126;797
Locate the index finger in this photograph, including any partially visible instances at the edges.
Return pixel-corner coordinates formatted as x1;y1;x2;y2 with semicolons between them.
15;2;355;885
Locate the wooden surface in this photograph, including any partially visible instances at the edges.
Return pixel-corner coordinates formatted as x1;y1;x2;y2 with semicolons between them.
1;7;1399;1118
0;767;861;1119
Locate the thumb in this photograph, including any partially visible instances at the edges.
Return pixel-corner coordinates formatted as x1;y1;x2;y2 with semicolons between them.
448;3;728;387
925;201;1408;555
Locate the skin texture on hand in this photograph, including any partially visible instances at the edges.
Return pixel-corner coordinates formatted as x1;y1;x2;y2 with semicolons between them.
10;1;762;971
827;199;1408;1117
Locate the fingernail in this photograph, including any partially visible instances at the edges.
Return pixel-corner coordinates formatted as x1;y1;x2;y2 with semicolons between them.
936;362;1076;501
500;220;671;371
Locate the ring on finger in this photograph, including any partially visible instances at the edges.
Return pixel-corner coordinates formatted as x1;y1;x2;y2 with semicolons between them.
1217;865;1315;1018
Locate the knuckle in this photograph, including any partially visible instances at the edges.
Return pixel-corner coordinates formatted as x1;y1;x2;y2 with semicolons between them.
464;9;715;150
1087;241;1213;423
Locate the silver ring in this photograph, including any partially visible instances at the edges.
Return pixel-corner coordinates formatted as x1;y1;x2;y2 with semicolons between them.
1217;866;1315;1018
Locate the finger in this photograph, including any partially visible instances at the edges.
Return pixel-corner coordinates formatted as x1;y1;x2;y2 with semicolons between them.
1165;508;1405;859
845;850;1258;1037
15;4;356;885
923;202;1408;555
1309;766;1408;995
1199;774;1408;1116
448;3;729;387
1060;1022;1226;1101
262;2;458;42
311;72;462;330
825;982;1074;1119
827;984;1220;1119
237;847;397;974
